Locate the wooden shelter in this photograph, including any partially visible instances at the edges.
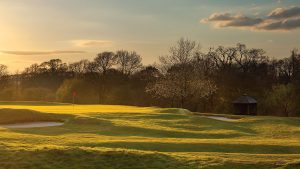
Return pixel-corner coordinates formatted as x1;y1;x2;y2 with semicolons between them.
232;95;257;115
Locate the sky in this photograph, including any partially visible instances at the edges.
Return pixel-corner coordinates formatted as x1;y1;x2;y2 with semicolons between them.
0;0;300;72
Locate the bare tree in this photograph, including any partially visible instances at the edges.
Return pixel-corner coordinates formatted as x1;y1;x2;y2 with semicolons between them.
94;52;117;75
147;38;217;108
290;49;300;81
207;46;236;70
115;50;143;76
69;59;90;77
92;52;117;103
0;64;8;77
40;59;68;73
146;71;217;108
234;43;267;73
155;38;201;107
159;38;200;72
23;64;40;74
0;64;8;90
193;52;216;77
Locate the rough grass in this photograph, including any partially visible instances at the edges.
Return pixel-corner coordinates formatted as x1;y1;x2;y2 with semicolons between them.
0;101;300;169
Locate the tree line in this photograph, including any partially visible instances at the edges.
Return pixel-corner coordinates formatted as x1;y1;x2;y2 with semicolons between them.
0;38;300;116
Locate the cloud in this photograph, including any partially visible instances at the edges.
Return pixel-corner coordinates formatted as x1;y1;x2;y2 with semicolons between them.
201;13;234;22
201;6;300;31
201;13;263;27
71;40;113;47
268;6;300;19
1;50;86;55
258;17;300;30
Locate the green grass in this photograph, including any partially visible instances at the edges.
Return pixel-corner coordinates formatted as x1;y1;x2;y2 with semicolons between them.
0;101;300;169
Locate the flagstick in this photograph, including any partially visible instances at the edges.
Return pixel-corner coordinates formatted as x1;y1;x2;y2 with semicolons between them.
72;91;77;114
73;94;75;113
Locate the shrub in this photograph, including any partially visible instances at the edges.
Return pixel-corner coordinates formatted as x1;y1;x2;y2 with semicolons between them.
56;79;98;104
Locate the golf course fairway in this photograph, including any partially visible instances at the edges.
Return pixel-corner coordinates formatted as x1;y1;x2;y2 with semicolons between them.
0;102;300;169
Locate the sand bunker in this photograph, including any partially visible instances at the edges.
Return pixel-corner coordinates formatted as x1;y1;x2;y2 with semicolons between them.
0;122;64;129
204;116;239;122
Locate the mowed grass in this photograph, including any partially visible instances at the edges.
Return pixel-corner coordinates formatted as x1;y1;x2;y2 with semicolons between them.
0;102;300;169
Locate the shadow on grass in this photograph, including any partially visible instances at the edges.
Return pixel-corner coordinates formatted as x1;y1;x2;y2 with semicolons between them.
5;110;260;139
74;141;300;154
1;107;257;139
282;161;300;169
0;108;71;124
247;116;300;128
10;114;246;139
0;147;286;169
159;117;257;135
0;101;71;106
91;112;257;136
0;148;197;169
2;109;262;139
11;120;243;139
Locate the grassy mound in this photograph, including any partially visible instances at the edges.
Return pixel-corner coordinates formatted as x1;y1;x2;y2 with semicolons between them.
0;108;65;124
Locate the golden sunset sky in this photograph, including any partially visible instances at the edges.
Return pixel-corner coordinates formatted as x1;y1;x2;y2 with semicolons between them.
1;0;300;72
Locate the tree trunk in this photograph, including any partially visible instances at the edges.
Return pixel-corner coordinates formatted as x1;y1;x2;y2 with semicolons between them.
180;95;185;108
98;82;102;104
